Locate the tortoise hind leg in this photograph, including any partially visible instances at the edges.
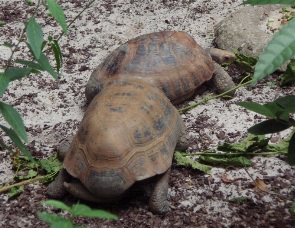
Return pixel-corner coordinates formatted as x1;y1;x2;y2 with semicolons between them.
46;168;71;199
149;168;171;214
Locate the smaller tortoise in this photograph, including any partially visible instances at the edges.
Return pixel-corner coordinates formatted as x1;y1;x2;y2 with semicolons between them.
47;79;189;214
85;31;236;105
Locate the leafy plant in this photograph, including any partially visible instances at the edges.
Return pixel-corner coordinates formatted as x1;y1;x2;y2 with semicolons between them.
38;200;118;227
175;134;292;172
0;153;62;196
237;0;295;165
0;0;66;163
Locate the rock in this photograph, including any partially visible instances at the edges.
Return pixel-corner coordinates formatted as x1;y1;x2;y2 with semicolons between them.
214;5;282;58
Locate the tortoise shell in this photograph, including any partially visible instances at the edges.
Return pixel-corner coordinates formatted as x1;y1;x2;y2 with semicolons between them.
64;79;185;199
85;31;214;105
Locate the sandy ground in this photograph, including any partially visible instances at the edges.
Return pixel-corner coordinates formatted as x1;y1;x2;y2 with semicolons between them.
0;0;295;227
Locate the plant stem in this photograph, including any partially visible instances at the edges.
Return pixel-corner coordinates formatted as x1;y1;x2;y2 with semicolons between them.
178;80;253;114
0;175;44;193
178;151;286;157
0;170;58;194
43;0;96;53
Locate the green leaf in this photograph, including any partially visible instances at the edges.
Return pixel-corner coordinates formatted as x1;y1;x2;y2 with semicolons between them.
50;40;63;72
218;134;268;152
26;17;43;59
16;169;38;180
264;102;286;120
233;50;258;71
266;137;289;154
251;18;295;84
46;0;67;34
174;151;211;173
0;124;36;164
237;101;276;118
4;67;32;81
15;59;44;71
280;59;295;86
0;101;28;142
287;132;295;165
43;200;72;212
2;42;13;48
37;212;73;227
39;156;62;173
248;119;290;135
0;73;9;97
243;0;295;4
8;186;24;198
36;53;58;79
290;202;295;215
274;95;295;109
72;204;118;219
199;155;252;167
229;196;249;204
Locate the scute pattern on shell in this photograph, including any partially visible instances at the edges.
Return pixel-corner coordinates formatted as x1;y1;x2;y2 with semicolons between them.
85;31;214;105
64;79;185;199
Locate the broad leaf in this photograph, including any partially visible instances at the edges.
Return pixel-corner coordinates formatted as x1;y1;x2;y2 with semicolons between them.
174;151;211;173
4;67;32;81
199;156;252;167
2;42;13;48
248;119;290;135
26;17;43;59
0;73;9;97
274;95;295;109
43;200;72;212
237;101;275;118
0;124;36;164
280;59;295;86
47;0;67;34
72;204;118;219
243;0;295;4
15;59;44;71
218;134;268;152
0;101;28;142
37;212;72;226
251;18;295;84
288;132;295;165
36;53;58;79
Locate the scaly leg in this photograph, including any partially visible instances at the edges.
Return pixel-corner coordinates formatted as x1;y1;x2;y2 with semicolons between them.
149;168;171;214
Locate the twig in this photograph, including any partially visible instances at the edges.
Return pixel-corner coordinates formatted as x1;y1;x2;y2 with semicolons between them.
178;79;252;114
243;167;287;200
0;170;58;194
0;175;44;193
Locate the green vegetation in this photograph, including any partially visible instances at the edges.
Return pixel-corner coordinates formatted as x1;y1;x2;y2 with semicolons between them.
38;200;117;227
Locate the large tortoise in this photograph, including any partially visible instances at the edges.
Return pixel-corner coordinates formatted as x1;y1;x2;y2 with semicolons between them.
85;31;236;105
47;79;189;214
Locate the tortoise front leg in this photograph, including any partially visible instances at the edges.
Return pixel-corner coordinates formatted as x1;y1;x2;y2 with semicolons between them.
149;168;171;214
46;168;71;199
212;62;236;97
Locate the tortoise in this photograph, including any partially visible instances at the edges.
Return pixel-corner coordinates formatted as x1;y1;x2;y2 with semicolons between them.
47;79;189;214
85;31;236;105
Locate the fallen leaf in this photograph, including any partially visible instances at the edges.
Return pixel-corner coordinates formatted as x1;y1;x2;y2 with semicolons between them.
221;173;248;184
252;178;268;191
